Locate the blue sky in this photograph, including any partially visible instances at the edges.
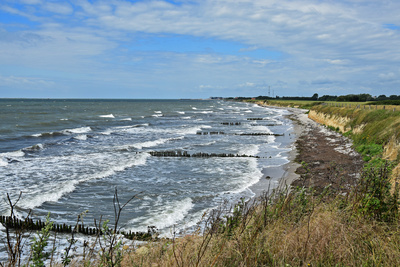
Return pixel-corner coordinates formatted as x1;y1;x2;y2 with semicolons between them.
0;0;399;99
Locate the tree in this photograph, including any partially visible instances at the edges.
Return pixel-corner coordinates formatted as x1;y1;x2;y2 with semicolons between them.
311;93;319;100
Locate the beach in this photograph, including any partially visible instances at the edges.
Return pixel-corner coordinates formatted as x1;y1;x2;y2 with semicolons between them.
252;106;364;196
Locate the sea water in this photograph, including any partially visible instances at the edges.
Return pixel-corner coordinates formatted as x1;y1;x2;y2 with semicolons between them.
0;99;293;259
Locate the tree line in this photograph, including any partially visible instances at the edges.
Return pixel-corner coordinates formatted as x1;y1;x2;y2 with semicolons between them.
228;93;400;103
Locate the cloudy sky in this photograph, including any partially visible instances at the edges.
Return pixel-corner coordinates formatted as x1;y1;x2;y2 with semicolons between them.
0;0;399;99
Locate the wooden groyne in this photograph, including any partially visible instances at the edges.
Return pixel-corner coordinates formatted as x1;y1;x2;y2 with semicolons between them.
236;133;284;136
149;151;260;158
196;131;225;135
221;122;241;125
197;131;284;136
0;215;155;241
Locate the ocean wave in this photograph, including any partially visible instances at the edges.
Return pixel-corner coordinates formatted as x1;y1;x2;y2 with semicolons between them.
177;111;185;114
238;144;260;156
74;134;87;141
0;158;8;167
15;153;150;210
99;114;115;118
23;143;44;151
127;197;193;232
63;126;92;134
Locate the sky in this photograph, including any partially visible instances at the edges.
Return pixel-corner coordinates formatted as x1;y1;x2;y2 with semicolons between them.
0;0;399;99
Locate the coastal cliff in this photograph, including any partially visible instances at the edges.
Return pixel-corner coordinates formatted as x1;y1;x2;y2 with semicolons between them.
308;105;400;183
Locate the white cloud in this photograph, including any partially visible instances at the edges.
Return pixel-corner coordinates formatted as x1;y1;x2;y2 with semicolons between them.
0;75;55;88
1;0;400;97
44;2;73;15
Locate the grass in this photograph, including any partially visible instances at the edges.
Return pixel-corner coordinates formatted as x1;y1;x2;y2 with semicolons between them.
312;105;400;147
3;100;400;266
118;101;400;267
122;170;400;266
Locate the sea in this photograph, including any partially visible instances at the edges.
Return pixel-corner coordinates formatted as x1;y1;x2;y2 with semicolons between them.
0;99;294;260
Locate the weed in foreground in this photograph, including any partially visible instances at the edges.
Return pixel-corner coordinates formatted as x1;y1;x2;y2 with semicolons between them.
123;163;400;266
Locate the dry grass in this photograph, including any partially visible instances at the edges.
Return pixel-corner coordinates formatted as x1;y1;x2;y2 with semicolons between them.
121;179;400;267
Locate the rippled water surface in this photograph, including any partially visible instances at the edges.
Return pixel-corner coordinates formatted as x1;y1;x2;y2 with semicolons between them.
0;99;293;237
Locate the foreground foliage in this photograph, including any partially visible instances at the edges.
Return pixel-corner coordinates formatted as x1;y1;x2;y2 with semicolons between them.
122;161;399;267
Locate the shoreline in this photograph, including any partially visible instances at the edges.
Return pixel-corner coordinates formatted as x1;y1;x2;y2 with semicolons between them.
251;105;364;198
250;107;309;197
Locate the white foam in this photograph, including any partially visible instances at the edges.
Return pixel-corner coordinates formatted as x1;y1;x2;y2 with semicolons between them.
74;135;87;141
131;138;171;149
24;143;44;151
20;181;77;209
120;118;132;121
128;197;194;231
154;111;162;114
192;107;197;110
15;153;150;210
60;118;68;121
196;111;213;114
177;111;185;114
99;114;115;118
152;114;163;117
239;144;260;156
0;158;8;167
182;116;191;119
64;126;92;134
0;150;25;158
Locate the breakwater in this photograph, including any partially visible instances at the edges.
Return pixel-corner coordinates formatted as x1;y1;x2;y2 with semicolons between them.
149;150;260;158
196;131;284;136
0;215;156;241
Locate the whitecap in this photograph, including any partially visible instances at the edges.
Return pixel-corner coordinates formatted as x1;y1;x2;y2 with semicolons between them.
154;111;162;114
23;143;44;151
0;158;8;167
177;111;185;114
99;114;115;118
0;150;25;158
63;127;92;134
74;135;87;141
16;153;150;210
131;138;171;149
239;144;260;156
127;197;194;232
120;118;132;121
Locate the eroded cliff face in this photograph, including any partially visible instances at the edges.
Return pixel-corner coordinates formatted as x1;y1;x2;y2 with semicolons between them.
308;110;351;132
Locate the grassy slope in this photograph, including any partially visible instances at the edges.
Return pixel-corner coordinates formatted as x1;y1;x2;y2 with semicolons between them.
119;102;400;267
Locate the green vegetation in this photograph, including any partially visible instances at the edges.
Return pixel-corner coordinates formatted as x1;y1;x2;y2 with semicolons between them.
122;165;400;266
119;101;400;266
312;105;400;148
369;100;400;105
2;97;400;266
